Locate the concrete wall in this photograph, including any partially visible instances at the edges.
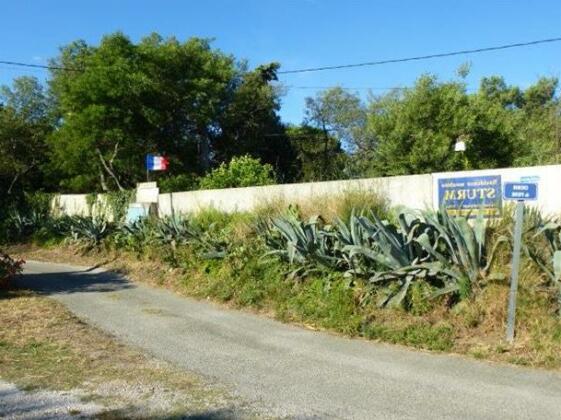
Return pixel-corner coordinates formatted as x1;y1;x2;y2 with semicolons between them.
52;194;90;217
158;174;433;216
51;164;561;218
52;194;113;220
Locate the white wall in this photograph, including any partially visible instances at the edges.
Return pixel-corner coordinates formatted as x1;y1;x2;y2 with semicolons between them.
158;174;433;216
51;164;561;218
51;194;113;220
52;194;90;217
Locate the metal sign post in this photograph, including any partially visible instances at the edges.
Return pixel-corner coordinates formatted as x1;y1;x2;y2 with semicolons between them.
505;200;524;343
503;182;538;343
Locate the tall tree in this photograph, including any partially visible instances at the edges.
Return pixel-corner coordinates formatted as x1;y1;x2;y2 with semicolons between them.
364;75;517;176
214;63;297;182
48;32;236;192
304;87;368;152
0;77;51;195
514;77;560;166
47;32;292;192
286;125;348;182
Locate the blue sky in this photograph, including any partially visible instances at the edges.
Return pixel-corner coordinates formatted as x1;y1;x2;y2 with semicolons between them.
2;0;561;123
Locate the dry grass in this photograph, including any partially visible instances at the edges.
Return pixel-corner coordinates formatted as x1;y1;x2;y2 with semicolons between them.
0;288;249;418
253;188;390;223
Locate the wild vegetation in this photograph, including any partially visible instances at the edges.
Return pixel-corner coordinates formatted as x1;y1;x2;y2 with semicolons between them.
5;192;561;367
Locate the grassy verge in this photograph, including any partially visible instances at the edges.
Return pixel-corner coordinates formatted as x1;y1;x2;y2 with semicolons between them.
0;288;253;418
10;240;561;370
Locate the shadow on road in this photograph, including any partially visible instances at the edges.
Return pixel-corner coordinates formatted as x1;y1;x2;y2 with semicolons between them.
126;409;243;420
15;268;135;296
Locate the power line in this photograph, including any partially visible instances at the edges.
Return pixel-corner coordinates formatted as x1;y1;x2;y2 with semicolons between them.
2;35;559;84
286;85;407;91
283;84;479;93
0;65;50;74
0;60;81;72
278;36;561;75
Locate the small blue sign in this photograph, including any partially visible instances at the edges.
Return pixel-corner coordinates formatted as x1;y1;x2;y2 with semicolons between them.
438;175;502;217
125;204;149;224
504;182;538;201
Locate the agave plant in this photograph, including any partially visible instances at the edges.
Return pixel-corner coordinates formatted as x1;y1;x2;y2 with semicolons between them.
68;216;114;249
153;215;199;246
261;208;340;278
342;210;437;306
47;215;75;237
261;206;509;307
415;209;508;299
153;215;227;259
332;210;378;271
113;217;154;252
524;218;561;309
5;209;48;239
347;212;432;269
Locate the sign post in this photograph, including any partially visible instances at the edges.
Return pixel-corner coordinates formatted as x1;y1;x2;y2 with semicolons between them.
503;182;538;343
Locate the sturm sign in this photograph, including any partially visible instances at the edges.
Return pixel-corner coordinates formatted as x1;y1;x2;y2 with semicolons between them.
437;175;502;217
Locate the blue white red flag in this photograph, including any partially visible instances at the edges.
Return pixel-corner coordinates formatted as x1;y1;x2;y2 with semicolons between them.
145;154;169;171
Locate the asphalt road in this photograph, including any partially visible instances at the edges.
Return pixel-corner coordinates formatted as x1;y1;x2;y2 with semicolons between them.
19;260;561;419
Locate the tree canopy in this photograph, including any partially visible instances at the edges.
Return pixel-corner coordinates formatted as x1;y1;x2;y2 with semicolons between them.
0;33;560;198
0;77;52;195
310;74;560;177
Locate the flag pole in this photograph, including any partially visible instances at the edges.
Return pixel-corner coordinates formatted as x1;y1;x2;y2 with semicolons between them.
145;154;150;182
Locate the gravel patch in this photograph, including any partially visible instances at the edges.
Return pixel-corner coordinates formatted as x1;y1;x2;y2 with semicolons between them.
0;380;102;419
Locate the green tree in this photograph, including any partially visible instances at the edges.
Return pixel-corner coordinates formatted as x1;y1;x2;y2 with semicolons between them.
199;155;275;189
304;87;368;153
286;125;348;181
514;77;560;166
364;75;517;176
48;33;237;192
0;77;52;195
214;63;297;182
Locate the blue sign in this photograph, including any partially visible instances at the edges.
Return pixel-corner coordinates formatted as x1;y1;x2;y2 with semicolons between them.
438;175;502;217
504;182;538;201
125;204;149;224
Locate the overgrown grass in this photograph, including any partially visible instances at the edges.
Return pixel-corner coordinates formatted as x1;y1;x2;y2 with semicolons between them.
254;188;390;223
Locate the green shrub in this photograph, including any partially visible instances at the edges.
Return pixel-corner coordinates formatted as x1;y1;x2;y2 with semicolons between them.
106;190;134;222
199;155;276;190
159;174;200;193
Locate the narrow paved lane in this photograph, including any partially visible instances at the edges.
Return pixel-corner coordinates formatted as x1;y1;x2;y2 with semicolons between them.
19;260;561;419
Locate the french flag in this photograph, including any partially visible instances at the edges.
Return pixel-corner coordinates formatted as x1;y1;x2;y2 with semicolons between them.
145;154;169;171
